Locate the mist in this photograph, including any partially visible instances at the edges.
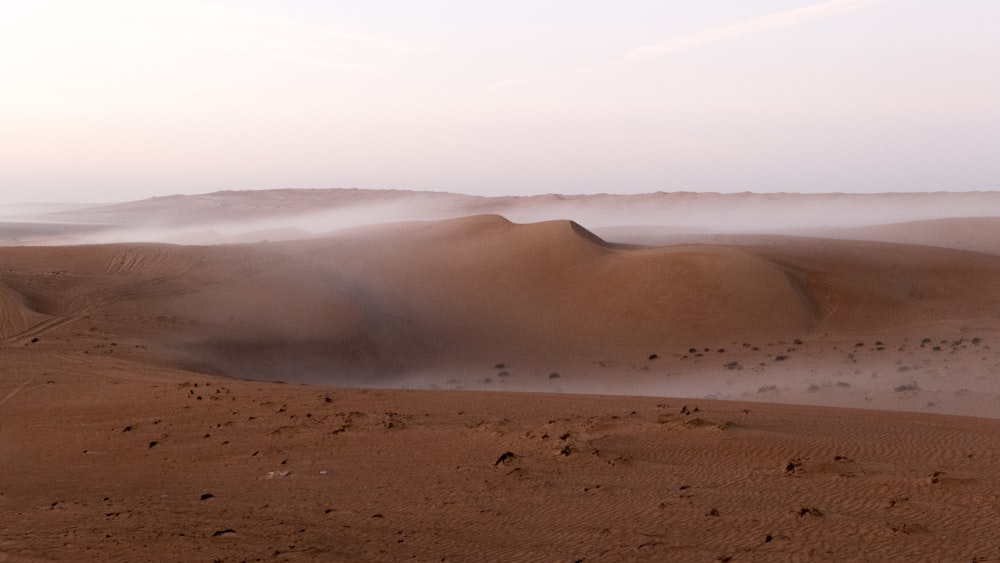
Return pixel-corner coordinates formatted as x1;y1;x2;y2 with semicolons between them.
2;188;999;421
4;189;1000;249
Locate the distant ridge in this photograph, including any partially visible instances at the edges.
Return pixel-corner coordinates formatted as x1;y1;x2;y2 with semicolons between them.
10;189;1000;243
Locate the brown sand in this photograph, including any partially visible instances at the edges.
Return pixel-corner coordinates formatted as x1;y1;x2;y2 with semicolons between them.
3;357;1000;561
2;189;1000;561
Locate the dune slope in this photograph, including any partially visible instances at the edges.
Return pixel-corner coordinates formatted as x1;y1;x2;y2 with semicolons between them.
1;215;999;399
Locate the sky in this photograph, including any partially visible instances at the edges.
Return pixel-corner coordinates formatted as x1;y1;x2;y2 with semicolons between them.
2;0;999;204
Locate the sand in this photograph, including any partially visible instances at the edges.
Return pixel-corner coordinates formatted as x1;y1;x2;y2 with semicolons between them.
2;189;1000;561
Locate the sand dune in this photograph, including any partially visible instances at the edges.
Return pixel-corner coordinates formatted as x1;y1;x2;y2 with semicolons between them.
798;216;1000;255
3;189;1000;560
2;210;999;413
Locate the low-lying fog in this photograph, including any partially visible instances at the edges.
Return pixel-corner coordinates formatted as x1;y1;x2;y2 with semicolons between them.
4;189;1000;248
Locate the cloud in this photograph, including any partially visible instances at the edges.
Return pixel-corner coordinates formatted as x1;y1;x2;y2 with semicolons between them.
477;0;876;94
627;0;876;59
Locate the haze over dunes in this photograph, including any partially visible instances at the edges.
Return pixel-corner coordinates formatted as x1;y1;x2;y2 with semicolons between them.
5;189;1000;249
2;190;999;411
2;189;1000;560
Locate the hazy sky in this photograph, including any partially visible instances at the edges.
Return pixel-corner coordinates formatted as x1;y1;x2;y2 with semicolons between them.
2;0;999;203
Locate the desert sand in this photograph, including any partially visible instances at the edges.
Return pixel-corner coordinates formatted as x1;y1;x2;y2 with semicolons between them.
2;189;1000;561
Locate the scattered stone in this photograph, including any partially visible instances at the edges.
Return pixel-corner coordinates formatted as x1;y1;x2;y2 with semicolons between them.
785;459;804;474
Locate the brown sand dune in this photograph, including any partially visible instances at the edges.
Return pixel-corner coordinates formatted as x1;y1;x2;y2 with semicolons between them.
3;191;1000;560
1;214;999;415
4;216;817;377
327;217;819;372
797;216;1000;255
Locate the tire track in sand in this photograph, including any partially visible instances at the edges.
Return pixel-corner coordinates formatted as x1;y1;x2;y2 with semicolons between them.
0;316;80;347
0;375;35;409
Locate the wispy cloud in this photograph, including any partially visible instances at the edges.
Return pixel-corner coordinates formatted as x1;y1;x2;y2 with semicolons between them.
628;0;875;59
478;0;875;94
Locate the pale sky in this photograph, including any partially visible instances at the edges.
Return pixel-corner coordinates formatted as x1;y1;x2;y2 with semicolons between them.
2;0;999;204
